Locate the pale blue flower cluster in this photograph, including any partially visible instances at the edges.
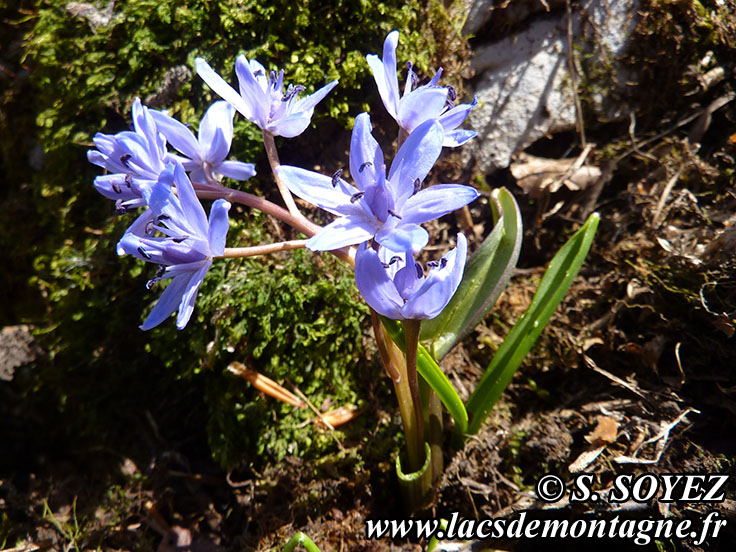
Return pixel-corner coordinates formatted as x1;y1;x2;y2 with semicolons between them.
88;97;250;330
277;31;479;320
88;29;478;327
118;163;231;330
367;31;477;147
195;55;338;138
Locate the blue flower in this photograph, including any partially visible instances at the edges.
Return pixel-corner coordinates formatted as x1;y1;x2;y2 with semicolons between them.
276;113;479;254
367;31;477;147
150;101;256;184
117;162;230;330
195;56;338;138
88;97;168;212
355;234;468;320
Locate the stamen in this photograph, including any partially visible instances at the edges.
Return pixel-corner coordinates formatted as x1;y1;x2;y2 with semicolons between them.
120;153;132;168
172;236;188;243
269;70;277;84
359;161;373;173
144;220;156;235
331;168;343;188
124;173;132;187
145;279;156;290
350;191;365;203
427;260;439;269
112;182;122;194
413;178;421;195
253;69;264;77
156;214;170;222
281;84;305;102
156;265;166;277
440;257;448;269
382;255;403;268
387;209;402;220
406;61;418;89
414;262;423;279
447;85;457;102
137;247;152;260
114;200;127;215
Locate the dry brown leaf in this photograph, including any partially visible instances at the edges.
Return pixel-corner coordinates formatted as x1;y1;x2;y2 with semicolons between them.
510;153;601;199
584;415;619;446
315;405;362;429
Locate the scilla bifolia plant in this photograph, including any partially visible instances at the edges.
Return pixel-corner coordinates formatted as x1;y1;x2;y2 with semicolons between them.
88;30;598;510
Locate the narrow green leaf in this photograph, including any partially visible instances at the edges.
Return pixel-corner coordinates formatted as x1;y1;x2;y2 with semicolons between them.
465;213;600;435
282;532;321;552
381;317;468;436
420;188;523;360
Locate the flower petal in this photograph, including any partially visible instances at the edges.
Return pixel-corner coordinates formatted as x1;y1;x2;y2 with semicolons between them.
306;216;376;251
294;80;338;113
375;223;428;254
140;272;192;330
195;58;255;123
349;112;384;192
275;165;360;216
397;87;448;133
207;199;231;257
401;233;467;319
172;162;208;238
234;55;269;127
149;110;200;161
175;261;211;329
94;174;137;201
400;184;480;225
437;98;477;131
199;101;235;162
216;160;256;180
354;244;404;319
381;31;401;116
442;129;477;148
268;110;312;138
366;31;401;120
387;119;444;207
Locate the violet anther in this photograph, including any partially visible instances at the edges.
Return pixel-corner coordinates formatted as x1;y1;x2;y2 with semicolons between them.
117;162;230;330
275;113;479;253
150;101;256;185
355;234;468;320
87;97;168;212
195;56;338;138
367;30;477;147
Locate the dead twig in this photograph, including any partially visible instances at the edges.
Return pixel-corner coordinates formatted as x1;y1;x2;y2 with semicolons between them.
228;361;305;408
566;0;586;148
613;408;699;465
652;164;685;226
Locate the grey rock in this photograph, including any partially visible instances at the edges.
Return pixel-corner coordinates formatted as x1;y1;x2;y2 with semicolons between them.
0;325;41;381
465;0;639;173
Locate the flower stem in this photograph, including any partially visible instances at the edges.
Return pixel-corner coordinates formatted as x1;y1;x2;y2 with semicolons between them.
221;240;308;258
402;318;425;473
195;175;356;267
371;309;401;382
262;130;304;220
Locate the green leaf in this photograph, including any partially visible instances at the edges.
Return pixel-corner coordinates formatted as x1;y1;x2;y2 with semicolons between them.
381;317;468;436
465;212;600;435
282;532;322;552
420;188;522;360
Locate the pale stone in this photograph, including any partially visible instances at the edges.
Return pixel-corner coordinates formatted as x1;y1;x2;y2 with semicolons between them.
464;0;640;173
